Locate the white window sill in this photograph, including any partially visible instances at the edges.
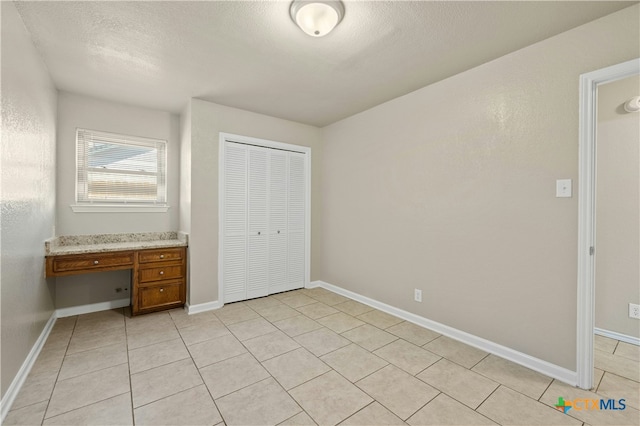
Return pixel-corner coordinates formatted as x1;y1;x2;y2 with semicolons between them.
70;204;170;213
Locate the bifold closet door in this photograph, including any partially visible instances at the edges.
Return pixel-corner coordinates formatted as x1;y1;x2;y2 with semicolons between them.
222;143;248;303
287;152;306;291
268;150;289;294
222;140;307;303
246;147;269;299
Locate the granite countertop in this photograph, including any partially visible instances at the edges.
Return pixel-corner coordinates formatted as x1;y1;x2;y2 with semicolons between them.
45;232;188;256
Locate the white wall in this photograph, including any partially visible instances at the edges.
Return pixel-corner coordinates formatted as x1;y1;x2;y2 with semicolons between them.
0;1;58;397
182;99;322;306
320;5;639;371
56;91;180;235
55;92;181;309
595;75;640;338
179;103;192;234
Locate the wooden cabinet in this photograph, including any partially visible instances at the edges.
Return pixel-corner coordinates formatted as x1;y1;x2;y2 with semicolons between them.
133;247;186;315
45;246;187;316
46;251;134;276
138;281;183;311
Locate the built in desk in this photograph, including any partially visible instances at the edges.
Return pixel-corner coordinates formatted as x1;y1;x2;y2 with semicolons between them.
45;232;188;315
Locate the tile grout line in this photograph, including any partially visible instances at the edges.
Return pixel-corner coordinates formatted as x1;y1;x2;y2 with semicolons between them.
41;392;132;424
472;383;502;414
349;362;440;423
401;390;442;423
337;399;385;424
463;359;554;404
215;296;329;423
290;368;376;423
20;291;636;426
537;378;555;402
38;314;78;425
612;338;620;355
465;387;504;426
231;303;317;425
299;331;352;359
43;312;132;423
56;361;130;383
469;351;491;369
531;380;605;426
412;355;444;378
169;310;226;425
224;291;391;424
408;358;504;418
124;310;136;426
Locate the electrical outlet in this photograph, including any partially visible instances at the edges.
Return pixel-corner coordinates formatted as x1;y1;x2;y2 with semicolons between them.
414;289;422;303
629;303;640;320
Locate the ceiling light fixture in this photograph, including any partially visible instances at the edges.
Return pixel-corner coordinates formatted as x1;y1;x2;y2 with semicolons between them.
623;96;640;113
290;0;345;37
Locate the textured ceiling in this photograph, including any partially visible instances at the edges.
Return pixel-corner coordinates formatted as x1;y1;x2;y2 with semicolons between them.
14;1;636;127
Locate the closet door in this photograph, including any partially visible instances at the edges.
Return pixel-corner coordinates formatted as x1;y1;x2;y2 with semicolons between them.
222;143;248;303
287;152;306;291
221;137;308;304
246;146;269;299
268;150;289;294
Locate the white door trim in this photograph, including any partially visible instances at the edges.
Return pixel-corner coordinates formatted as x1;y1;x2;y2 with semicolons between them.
218;132;311;306
576;58;639;390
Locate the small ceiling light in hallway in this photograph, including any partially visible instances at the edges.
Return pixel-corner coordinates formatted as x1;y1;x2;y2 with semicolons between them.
290;0;345;37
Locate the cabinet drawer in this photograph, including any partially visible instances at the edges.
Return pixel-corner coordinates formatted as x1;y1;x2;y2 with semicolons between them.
138;282;183;311
138;265;183;282
48;252;134;275
138;248;185;264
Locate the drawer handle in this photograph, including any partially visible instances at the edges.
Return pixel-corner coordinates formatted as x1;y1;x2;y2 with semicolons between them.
93;260;99;265
277;230;280;234
160;254;164;259
159;271;164;275
159;288;164;292
258;231;261;235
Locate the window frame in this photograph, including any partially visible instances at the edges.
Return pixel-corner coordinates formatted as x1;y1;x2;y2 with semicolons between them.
72;128;169;213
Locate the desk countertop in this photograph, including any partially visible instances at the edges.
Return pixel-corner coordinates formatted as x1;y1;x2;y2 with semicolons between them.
45;232;188;256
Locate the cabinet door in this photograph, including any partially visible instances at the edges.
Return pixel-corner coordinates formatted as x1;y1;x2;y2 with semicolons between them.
268;150;288;293
287;152;306;291
246;147;269;299
138;281;184;312
223;142;248;303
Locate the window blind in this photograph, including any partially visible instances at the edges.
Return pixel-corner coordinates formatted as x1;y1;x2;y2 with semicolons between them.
76;128;167;204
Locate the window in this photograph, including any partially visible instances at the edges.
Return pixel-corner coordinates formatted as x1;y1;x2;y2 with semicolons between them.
75;128;167;210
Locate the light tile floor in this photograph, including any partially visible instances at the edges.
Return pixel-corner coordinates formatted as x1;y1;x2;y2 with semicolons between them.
5;287;640;425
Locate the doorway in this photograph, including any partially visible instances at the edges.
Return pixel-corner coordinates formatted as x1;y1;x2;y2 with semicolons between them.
577;58;640;390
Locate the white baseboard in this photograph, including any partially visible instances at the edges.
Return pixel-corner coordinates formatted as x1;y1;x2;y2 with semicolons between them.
595;327;640;346
56;298;130;318
186;300;222;315
0;312;57;422
311;280;578;386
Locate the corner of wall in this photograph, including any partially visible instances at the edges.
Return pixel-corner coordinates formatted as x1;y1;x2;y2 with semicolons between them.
1;0;58;401
179;101;192;235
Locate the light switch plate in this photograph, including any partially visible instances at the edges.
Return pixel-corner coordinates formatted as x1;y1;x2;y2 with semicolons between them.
556;179;572;198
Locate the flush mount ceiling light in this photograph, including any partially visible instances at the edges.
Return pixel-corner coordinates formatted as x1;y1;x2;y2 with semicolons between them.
290;0;345;37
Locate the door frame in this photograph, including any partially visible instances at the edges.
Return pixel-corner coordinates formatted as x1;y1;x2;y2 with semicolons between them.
218;132;312;305
576;58;639;389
